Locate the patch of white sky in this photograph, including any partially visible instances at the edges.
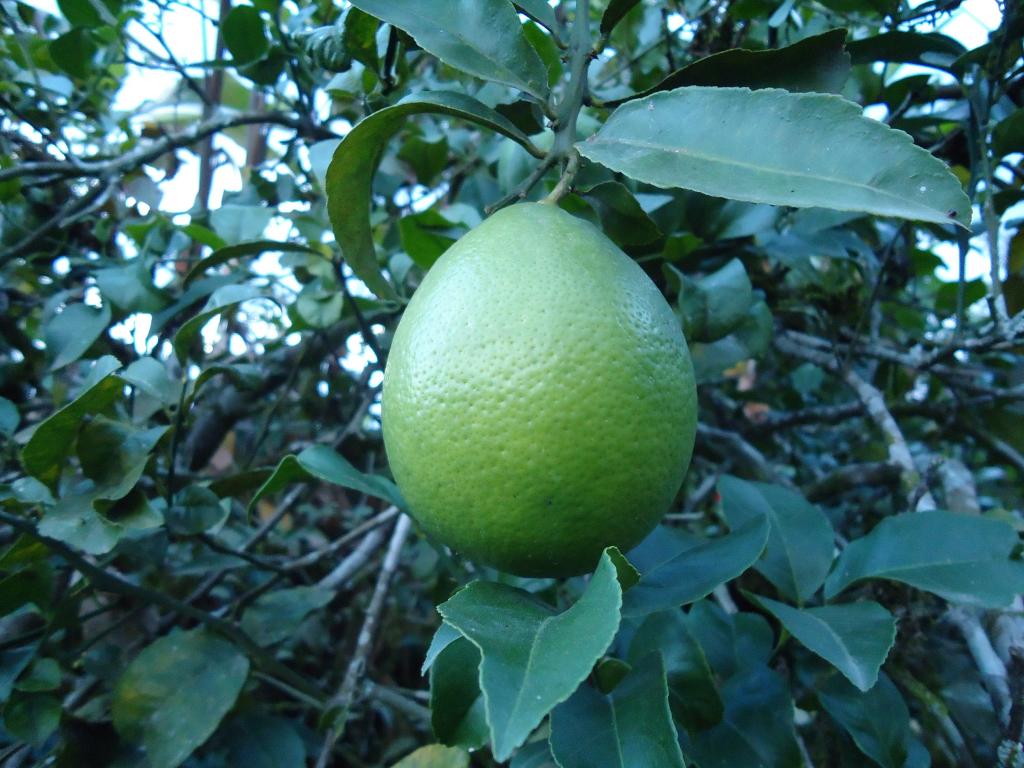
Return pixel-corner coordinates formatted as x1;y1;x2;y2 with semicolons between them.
25;0;1014;373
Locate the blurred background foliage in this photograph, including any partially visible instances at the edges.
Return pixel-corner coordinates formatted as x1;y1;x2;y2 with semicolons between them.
0;0;1023;765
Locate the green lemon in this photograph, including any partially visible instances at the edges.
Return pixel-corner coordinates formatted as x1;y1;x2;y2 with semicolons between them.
382;203;697;577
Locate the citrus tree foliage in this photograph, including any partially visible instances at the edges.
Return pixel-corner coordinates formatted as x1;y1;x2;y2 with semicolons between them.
1;0;1023;765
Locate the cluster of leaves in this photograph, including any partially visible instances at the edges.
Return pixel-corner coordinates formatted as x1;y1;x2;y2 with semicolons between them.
1;0;1023;766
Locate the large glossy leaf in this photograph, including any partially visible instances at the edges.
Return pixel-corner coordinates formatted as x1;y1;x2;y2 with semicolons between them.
818;673;910;768
240;586;333;646
391;745;470;768
622;515;769;616
436;551;622;761
600;0;642;36
222;5;269;64
513;0;557;33
609;29;851;105
549;654;685;768
221;714;306;768
719;475;835;603
824;510;1024;608
752;596;896;691
325;91;541;301
348;0;548;99
22;356;122;487
578;87;971;227
112;630;249;768
250;444;405;511
685;600;774;680
846;31;965;70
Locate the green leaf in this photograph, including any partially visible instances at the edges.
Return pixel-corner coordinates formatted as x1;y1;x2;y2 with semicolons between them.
824;510;1024;608
993;108;1024;159
343;7;379;68
185;240;321;285
14;657;60;692
78;417;168;501
689;300;773;382
752;596;896;691
391;745;470;768
513;0;558;33
173;284;267;361
240;586;333;646
223;6;270;64
221;714;306;768
45;302;111;371
96;260;168;313
683;259;753;342
846;31;964;70
250;444;405;512
622;516;769;616
325;91;540;301
294;281;345;329
22;356;123;487
422;622;463;674
818;672;909;768
581;182;662;247
398;209;461;270
166;485;228;535
112;629;249;768
348;0;548;99
628;610;723;730
510;741;558;768
719;476;835;603
4;692;61;746
122;357;180;406
49;28;97;78
0;397;19;437
39;494;121;555
549;653;685;768
688;665;802;768
611;28;851;105
578;87;971;227
430;637;488;749
685;600;774;680
436;550;623;761
0;646;39;701
210;204;274;244
600;0;642;36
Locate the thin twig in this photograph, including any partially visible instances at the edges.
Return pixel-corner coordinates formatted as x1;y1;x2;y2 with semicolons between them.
316;514;413;767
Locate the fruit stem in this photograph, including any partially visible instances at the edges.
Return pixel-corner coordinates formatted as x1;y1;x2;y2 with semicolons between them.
542;149;580;205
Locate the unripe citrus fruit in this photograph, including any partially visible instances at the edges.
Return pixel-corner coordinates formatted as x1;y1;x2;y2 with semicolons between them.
382;203;697;577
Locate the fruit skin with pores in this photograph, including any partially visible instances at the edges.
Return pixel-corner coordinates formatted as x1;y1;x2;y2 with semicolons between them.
382;203;697;577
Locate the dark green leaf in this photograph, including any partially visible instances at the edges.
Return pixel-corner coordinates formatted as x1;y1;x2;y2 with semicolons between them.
166;485;227;535
510;741;558;768
818;672;909;768
622;515;769;616
993;109;1024;159
343;7;379;68
422;622;463;674
22;356;122;487
610;29;851;105
0;646;38;701
14;657;60;692
348;0;549;99
49;29;97;78
96;261;168;313
719;476;835;602
210;204;274;244
78;417;168;501
513;0;558;33
39;493;122;555
185;240;321;285
240;586;333;646
121;357;180;406
0;397;19;437
112;629;249;768
45;302;111;371
437;550;623;760
752;596;896;691
824;510;1024;608
600;0;642;36
847;31;964;70
628;610;723;730
325;91;540;301
685;600;774;680
688;665;802;768
4;692;61;746
223;6;269;64
549;654;685;768
430;636;488;749
579;87;971;227
173;284;268;361
221;714;306;768
582;182;663;246
251;444;404;512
